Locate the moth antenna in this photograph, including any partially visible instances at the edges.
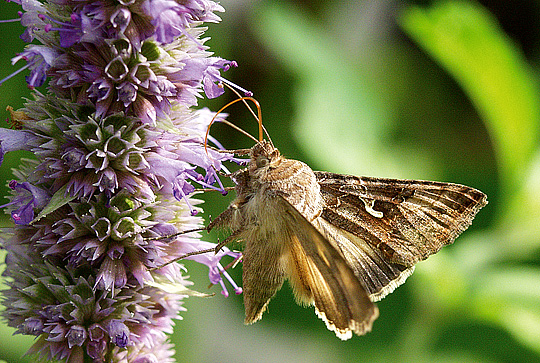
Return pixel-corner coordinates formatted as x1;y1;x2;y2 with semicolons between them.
204;96;263;156
216;119;259;144
223;83;273;145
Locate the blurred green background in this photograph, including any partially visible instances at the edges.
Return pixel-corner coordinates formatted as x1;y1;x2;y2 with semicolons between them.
2;0;540;362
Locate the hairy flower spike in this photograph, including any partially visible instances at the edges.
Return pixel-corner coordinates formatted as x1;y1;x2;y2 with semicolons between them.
1;0;242;361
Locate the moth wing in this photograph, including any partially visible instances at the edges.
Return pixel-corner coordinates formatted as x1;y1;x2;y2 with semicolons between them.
277;196;378;340
315;171;487;267
315;217;415;302
242;233;287;325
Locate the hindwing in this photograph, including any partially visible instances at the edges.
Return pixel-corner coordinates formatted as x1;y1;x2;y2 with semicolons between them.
277;196;378;339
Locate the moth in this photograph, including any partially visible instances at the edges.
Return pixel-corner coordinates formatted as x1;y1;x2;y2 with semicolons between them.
206;138;487;340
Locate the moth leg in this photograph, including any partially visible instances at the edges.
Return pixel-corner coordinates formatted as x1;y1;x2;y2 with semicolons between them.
213;228;244;253
207;206;250;253
207;206;239;231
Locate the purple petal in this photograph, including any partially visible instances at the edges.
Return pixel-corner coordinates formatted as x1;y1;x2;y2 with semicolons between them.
3;181;49;225
0;128;36;166
66;325;87;348
11;45;59;87
108;320;130;348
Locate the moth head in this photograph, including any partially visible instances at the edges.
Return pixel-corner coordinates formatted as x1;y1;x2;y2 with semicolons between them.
250;140;281;171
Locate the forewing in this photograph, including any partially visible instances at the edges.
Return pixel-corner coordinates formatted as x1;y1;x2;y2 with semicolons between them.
315;171;488;267
277;196;378;340
316;217;415;302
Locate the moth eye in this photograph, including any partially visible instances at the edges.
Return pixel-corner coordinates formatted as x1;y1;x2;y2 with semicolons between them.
256;156;269;168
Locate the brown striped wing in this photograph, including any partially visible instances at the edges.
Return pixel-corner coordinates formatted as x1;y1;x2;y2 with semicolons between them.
315;171;488;267
276;196;379;339
314;216;415;302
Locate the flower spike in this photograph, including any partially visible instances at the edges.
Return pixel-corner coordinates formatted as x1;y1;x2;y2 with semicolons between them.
0;0;243;361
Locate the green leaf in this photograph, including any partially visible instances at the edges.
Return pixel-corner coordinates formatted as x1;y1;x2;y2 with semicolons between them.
491;149;540;256
400;1;540;207
32;184;76;224
252;2;440;179
471;267;540;355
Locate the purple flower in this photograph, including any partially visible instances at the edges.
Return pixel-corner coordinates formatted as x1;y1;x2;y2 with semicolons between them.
150;224;243;297
66;325;88;348
18;317;44;336
11;45;59;88
143;0;224;44
0;127;36;165
173;57;243;100
57;13;85;48
1;247;185;361
15;0;47;42
109;320;130;348
1;181;49;225
110;8;131;35
1;0;245;361
142;107;235;210
188;245;243;297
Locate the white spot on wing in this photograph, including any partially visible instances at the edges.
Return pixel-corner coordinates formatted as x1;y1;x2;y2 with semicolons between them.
362;198;383;218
